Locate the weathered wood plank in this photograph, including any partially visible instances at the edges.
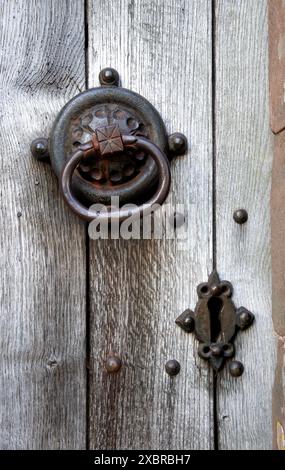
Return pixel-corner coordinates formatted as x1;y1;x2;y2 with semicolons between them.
0;0;86;449
268;0;285;450
87;0;214;450
268;0;285;134
215;0;275;449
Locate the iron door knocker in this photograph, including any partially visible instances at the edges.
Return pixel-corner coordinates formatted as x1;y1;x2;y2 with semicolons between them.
31;68;187;222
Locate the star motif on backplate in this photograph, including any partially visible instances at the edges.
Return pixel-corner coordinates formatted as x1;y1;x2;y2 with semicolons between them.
95;124;124;155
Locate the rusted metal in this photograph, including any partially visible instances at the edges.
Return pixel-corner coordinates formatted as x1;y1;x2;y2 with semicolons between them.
51;81;167;205
233;209;248;225
175;309;195;333
165;359;181;376
43;68;187;210
32;69;187;217
105;355;122;373
176;270;254;373
72;102;149;189
268;0;285;449
61;128;171;222
92;124;124;155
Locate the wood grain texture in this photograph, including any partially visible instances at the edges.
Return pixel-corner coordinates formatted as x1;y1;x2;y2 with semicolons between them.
268;0;285;447
215;0;275;449
0;0;86;449
87;0;214;450
268;0;285;134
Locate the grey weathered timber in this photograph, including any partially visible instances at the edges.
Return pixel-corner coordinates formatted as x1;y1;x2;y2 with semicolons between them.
87;0;214;450
215;0;275;449
0;0;277;451
0;0;86;449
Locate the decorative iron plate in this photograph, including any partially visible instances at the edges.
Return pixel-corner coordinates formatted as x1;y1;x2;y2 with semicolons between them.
176;270;255;374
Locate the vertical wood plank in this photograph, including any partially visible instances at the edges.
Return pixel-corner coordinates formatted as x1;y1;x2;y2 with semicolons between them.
268;0;285;450
268;0;285;135
0;0;86;449
215;0;275;449
87;0;214;450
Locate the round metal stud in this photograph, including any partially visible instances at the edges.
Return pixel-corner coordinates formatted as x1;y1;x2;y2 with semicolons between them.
229;360;244;378
99;67;120;87
105;355;122;373
238;310;254;330
175;309;195;333
165;359;181;376
31;138;49;161
233;209;248;225
181;315;195;332
168;132;188;156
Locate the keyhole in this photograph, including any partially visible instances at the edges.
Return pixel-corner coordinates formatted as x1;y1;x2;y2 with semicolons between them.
207;296;223;342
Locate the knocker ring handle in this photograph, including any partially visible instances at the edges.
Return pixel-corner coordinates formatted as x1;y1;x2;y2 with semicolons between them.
61;133;171;222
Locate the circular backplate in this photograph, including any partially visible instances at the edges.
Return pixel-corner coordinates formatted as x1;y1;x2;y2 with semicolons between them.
49;86;168;205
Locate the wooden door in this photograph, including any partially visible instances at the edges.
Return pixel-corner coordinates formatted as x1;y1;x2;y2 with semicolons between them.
0;0;279;450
